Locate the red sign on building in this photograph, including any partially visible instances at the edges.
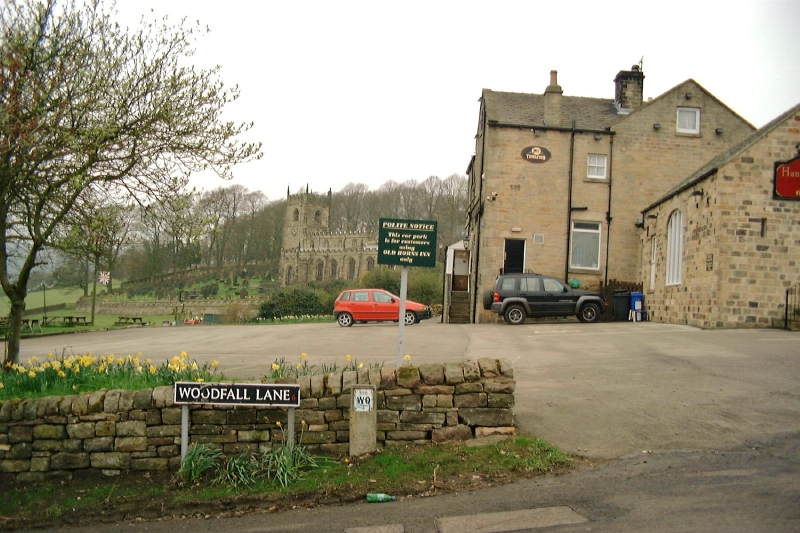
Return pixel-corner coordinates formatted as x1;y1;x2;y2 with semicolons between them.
774;157;800;200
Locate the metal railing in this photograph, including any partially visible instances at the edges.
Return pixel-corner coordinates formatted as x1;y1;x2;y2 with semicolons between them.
785;283;800;330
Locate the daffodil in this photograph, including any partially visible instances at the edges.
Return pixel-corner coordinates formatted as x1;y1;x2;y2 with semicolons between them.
345;354;352;362
358;363;364;369
180;351;188;359
301;353;307;359
272;363;280;371
276;421;282;427
211;360;219;367
28;371;36;378
404;354;411;362
0;383;4;389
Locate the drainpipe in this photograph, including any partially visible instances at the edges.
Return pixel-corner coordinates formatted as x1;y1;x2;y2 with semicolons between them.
471;104;488;323
564;121;576;283
604;134;614;285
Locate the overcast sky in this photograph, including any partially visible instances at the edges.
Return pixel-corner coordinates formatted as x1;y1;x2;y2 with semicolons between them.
116;0;800;202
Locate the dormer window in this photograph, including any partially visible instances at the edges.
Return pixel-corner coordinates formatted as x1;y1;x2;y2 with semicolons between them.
677;108;700;134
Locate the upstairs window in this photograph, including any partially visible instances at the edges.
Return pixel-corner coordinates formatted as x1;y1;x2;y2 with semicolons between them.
677;108;700;134
587;154;607;179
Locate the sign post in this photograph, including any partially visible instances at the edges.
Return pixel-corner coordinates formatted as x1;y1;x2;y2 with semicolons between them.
378;218;437;367
173;382;301;463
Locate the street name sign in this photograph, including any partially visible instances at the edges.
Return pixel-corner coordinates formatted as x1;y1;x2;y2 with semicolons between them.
173;382;300;407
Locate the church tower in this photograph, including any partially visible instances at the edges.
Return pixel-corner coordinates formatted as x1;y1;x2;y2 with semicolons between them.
281;187;332;250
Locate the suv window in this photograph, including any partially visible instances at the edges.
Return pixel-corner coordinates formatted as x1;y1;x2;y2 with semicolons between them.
542;278;565;292
500;277;517;291
520;276;540;291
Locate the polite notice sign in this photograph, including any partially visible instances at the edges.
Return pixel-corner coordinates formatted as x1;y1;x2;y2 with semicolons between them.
173;382;300;407
378;218;437;268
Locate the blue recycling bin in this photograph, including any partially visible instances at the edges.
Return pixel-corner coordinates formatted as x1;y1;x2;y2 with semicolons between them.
630;292;644;321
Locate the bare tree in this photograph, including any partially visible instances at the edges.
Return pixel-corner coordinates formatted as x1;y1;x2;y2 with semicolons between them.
0;0;262;365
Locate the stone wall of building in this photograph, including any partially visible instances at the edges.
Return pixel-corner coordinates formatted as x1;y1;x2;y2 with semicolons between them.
0;360;515;482
640;107;800;328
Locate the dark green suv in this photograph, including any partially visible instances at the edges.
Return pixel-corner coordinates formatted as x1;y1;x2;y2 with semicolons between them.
483;273;605;325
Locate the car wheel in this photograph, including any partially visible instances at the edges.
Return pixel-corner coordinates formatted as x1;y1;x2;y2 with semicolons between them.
404;311;417;325
337;313;354;327
482;289;494;310
578;303;601;323
503;305;526;325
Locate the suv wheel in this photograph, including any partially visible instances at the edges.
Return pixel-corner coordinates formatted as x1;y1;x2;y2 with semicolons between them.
578;303;601;323
482;289;494;310
337;312;354;327
504;304;526;325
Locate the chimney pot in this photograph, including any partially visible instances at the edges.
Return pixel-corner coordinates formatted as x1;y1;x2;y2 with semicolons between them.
550;70;558;85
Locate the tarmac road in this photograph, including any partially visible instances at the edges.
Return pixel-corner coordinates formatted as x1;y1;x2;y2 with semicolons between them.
15;320;800;532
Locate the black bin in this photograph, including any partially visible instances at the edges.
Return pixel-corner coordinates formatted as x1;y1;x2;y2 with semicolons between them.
613;290;631;321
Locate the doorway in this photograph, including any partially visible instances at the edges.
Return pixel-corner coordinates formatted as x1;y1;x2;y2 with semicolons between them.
504;239;525;274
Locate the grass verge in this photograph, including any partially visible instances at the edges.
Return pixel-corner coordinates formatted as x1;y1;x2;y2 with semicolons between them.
0;436;572;530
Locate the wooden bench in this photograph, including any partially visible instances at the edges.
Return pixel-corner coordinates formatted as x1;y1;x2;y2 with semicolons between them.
115;316;147;326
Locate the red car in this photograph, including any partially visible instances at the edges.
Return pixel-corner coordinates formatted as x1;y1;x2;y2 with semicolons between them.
333;289;433;327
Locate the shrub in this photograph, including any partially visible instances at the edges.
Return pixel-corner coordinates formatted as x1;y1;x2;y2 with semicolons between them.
360;267;442;305
259;286;327;320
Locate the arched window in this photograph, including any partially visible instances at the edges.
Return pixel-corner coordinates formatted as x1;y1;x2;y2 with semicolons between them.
649;236;658;290
666;210;683;286
366;257;375;272
347;258;356;280
316;260;324;281
330;260;338;279
293;208;299;222
314;210;321;224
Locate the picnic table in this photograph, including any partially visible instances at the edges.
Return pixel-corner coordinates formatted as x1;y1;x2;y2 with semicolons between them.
115;316;146;326
22;318;42;333
61;316;88;326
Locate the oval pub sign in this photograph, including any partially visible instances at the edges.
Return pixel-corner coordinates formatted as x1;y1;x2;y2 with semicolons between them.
521;146;551;163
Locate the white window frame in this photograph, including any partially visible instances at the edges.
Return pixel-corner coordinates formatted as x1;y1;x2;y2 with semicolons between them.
649;237;657;290
587;154;607;179
666;211;683;286
569;221;601;270
677;107;700;134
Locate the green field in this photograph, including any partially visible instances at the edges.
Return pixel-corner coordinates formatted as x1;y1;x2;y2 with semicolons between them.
1;287;85;315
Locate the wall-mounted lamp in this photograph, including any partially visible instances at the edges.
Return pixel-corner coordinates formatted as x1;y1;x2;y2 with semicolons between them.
690;190;704;197
685;92;693;99
715;127;723;135
532;129;543;136
653;123;661;130
594;133;602;140
462;239;470;250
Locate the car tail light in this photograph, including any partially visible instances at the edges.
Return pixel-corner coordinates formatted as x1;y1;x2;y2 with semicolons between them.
492;292;500;303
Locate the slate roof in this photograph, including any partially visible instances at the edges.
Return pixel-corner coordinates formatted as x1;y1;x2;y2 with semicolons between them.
644;101;800;212
482;89;620;131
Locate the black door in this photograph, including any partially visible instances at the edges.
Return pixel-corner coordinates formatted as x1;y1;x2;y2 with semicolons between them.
504;239;525;274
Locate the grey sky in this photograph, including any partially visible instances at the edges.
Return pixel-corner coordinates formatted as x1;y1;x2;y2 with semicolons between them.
116;0;800;202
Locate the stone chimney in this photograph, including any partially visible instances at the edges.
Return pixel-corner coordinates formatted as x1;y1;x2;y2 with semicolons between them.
543;70;563;127
614;65;645;114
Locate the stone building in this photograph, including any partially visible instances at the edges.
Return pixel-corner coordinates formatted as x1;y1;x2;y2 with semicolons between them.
279;190;378;285
640;103;800;328
462;65;755;323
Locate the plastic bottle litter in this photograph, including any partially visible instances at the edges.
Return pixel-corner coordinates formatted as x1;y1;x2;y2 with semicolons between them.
366;493;396;503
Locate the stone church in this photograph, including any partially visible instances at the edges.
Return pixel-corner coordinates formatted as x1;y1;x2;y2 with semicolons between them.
279;189;378;285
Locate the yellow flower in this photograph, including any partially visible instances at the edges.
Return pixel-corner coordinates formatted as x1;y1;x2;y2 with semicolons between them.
31;356;38;363
149;365;156;374
58;370;66;378
28;371;36;378
272;363;280;371
0;383;4;389
300;353;307;360
211;360;219;367
196;378;205;383
345;354;352;362
47;353;53;359
145;359;152;365
276;421;282;427
301;420;307;426
404;354;411;361
137;352;143;357
358;363;364;369
180;351;188;359
108;354;115;363
72;385;77;390
297;363;303;369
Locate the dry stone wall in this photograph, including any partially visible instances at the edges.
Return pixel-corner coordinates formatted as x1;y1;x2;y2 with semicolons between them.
0;360;515;482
